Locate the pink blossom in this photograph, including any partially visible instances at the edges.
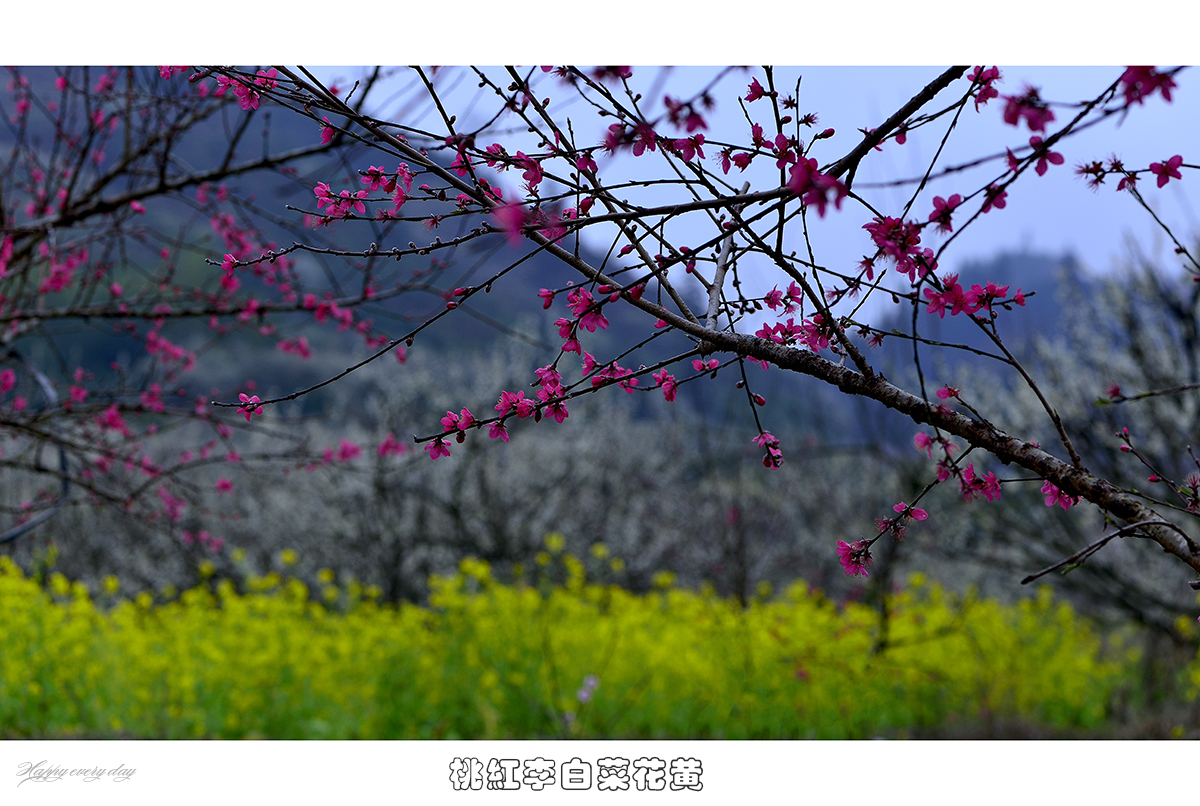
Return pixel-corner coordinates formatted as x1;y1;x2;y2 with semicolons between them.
238;393;263;421
320;117;335;144
1119;66;1176;107
664;96;706;132
0;369;14;395
378;433;407;457
982;184;1007;213
566;287;609;333
653;369;678;402
753;431;784;468
1002;85;1055;132
492;203;527;247
216;478;234;494
745;77;772;102
232;81;261;111
968;66;1002;111
96;404;128;434
455;407;475;430
913;431;934;458
331;440;359;462
1150;155;1183;188
893;502;929;521
278;336;312;360
1028;136;1064;176
927;194;962;233
836;539;873;577
513;151;542;188
495;390;536;419
936;385;959;400
960;463;1002;503
534;365;562;389
674;134;705;162
1041;480;1078;510
576;153;597;173
542;396;569;424
488;421;510;442
426;437;451;460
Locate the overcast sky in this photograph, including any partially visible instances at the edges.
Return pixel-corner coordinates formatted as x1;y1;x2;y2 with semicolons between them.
15;8;1200;310
309;65;1198;319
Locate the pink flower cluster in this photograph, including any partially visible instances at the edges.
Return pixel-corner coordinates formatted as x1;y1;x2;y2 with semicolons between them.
214;69;277;112
583;353;638;393
763;281;804;315
182;529;224;553
652;369;678;401
959;462;1002;502
532;366;570;424
968;66;1002;111
836;539;873;577
441;407;476;443
157;486;187;523
923;274;1025;319
278;336;312;360
565;286;610;333
663;95;707;133
1118;67;1176;107
1001;85;1055;133
314;182;368;219
753;431;784;469
95;404;129;436
378;433;407;457
754;315;832;353
862;216;935;283
785;158;847;218
1041;480;1078;510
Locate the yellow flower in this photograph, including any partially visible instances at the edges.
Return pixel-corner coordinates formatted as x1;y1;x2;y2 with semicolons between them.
279;549;298;567
544;532;566;553
590;543;609;559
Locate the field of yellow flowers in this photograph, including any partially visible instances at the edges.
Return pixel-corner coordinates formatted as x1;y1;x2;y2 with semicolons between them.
1;536;1190;739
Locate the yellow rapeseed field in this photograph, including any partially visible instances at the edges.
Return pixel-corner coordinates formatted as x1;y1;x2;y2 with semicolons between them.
0;541;1178;739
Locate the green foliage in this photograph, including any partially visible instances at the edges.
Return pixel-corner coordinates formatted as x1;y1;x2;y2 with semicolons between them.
0;551;1171;739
